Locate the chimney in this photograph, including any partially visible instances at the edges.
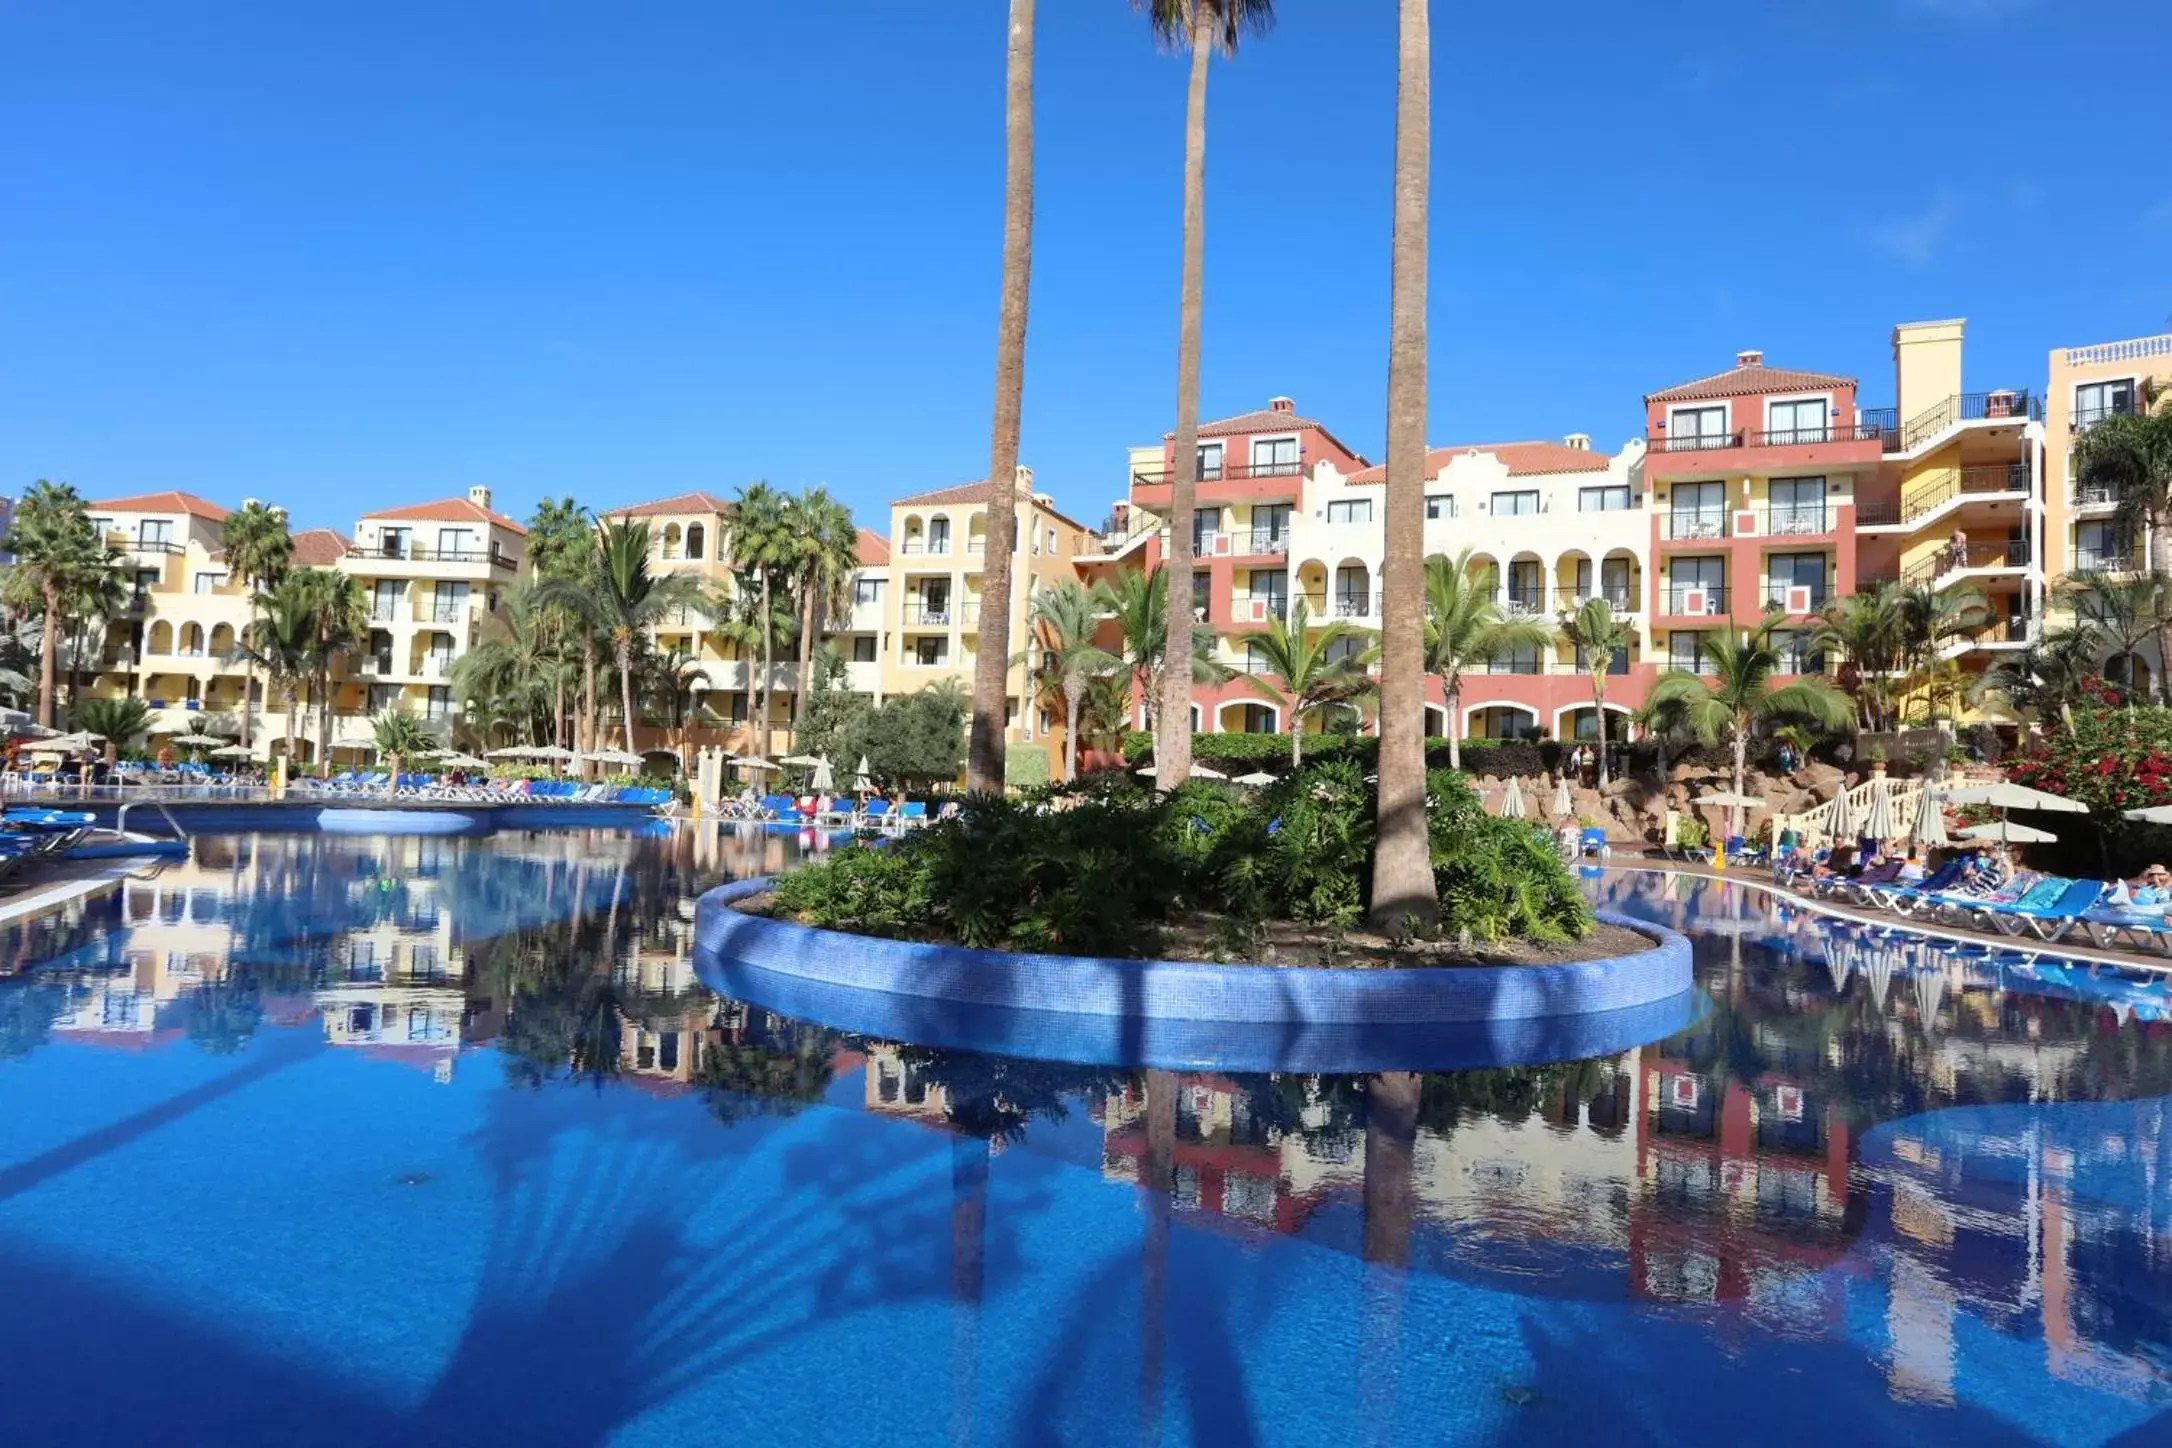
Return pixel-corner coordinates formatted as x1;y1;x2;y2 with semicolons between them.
1737;349;1764;368
1563;432;1592;451
468;484;493;512
1013;465;1034;497
1269;396;1295;414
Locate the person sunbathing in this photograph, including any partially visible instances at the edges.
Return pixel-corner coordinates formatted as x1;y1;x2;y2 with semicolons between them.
2124;864;2172;907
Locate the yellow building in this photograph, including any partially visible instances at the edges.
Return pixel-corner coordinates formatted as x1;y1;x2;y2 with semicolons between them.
83;490;259;728
881;468;1095;749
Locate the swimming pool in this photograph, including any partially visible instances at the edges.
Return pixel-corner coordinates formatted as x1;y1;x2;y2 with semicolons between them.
0;836;2165;1444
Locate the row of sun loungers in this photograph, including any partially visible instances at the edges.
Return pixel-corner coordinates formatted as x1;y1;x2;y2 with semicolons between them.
0;808;97;890
1779;850;2170;952
295;774;677;809
719;795;935;830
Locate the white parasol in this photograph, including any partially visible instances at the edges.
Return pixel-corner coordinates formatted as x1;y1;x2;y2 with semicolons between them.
1498;776;1526;820
1957;819;2059;845
1858;779;1897;841
1911;787;1951;848
1233;771;1278;787
810;756;835;791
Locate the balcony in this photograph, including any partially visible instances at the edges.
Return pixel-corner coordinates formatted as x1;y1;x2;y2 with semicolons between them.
1647;421;1889;454
1904;538;2029;584
1130;460;1309;509
1665;509;1729;542
367;606;401;624
960;601;982;628
1548;658;1632;677
110;532;185;556
1860;463;2032;527
1495;585;1548;617
2074;403;2140;431
1331;592;1381;620
1558;586;1638;613
2069;547;2138;575
1471;657;1544;676
1886;390;2042;451
1761;504;1830;538
1240;531;1290;558
2072;481;2121;509
903;601;953;628
1761;584;1828;613
1131;459;1307;488
1660;584;1729;617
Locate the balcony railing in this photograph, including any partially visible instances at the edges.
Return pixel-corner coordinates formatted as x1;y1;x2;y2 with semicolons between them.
368;606;401;623
1549;658;1632;677
2074;403;2140;431
1471;657;1543;675
960;601;982;627
1558;586;1638;613
1661;584;1729;616
2072;481;2121;508
1903;538;2029;584
1495;586;1548;615
1889;390;2042;451
1667;653;1721;677
2070;547;2138;574
1131;460;1308;488
1242;531;1291;557
1332;592;1381;620
1763;504;1830;536
1647;422;1888;454
113;534;184;556
1762;584;1828;612
902;602;953;628
1666;509;1729;541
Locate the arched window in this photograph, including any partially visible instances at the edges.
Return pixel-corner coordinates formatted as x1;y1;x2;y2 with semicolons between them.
181;623;205;656
685;523;705;560
662;523;683;560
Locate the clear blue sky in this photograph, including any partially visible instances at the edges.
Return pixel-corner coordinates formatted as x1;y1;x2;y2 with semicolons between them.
3;0;2167;535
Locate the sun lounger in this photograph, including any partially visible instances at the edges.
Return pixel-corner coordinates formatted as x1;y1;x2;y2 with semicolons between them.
1958;876;2105;940
2081;904;2172;953
898;801;928;827
1860;858;1967;913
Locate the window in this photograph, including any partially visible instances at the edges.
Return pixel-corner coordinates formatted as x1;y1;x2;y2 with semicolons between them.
1669;632;1712;673
1425;494;1454;520
368;683;400;713
432;581;469;622
928;517;951;554
1251;437;1300;475
1249;568;1288;615
437;527;476;558
1196;442;1224;481
1325;498;1373;525
1192;508;1217;553
2076;379;2136;429
1773;630;1825;675
1192;570;1210;621
138;520;172;546
379;527;410;558
1766;398;1830;444
853;577;885;606
1248;503;1291;552
371;579;405;621
1766;553;1827;610
1669;481;1727;540
1045;526;1056;555
1668;556;1726;613
1334;566;1371;616
2075;520;2130;571
851;636;877;663
685;523;706;560
1768;477;1827;535
424;686;452;721
915;637;947;666
192;571;229;594
1600;557;1633;608
1491;642;1540;674
1579;485;1631;512
1491;490;1540;516
1666;405;1730;450
1324;635;1367;666
1573;642;1631;675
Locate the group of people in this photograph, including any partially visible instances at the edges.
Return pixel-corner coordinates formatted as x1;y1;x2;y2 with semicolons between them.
1781;836;2172;910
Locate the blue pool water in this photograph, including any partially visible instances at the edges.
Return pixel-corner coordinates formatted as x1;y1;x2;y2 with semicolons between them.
0;833;2168;1445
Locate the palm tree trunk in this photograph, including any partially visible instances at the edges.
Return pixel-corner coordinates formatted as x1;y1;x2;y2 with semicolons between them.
757;571;775;758
1368;0;1436;933
1155;5;1213;792
2152;510;2172;707
618;638;640;754
285;690;299;769
36;580;59;728
794;583;819;735
553;671;565;749
967;0;1033;796
1291;703;1304;767
1592;677;1610;788
1064;680;1081;782
580;627;597;761
315;671;331;774
1731;728;1748;842
240;655;256;749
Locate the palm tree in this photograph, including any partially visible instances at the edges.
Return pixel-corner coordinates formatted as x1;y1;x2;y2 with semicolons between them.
1016;581;1119;781
1368;0;1435;932
726;482;793;756
1893;580;1987;702
1241;601;1374;765
1556;597;1637;787
72;695;151;767
1420;552;1550;771
1978;625;2102;734
968;0;1036;796
541;517;705;755
1811;584;1905;730
371;709;434;795
784;488;860;739
219;500;292;750
289;568;369;773
1104;566;1234;734
236;580;317;765
0;480;100;726
527;495;595;748
451;581;564;745
2078;407;2172;696
1135;0;1276;792
1644;617;1852;837
2055;569;2169;708
58;543;129;715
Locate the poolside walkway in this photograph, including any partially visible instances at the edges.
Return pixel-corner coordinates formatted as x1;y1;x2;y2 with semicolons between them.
1611;857;2172;976
0;858;145;928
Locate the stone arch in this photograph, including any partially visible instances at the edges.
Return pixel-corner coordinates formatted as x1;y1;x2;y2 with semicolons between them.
1217;699;1279;734
927;512;953;554
1553;701;1635;742
180;622;205;656
209;623;237;658
147;620;174;655
661;522;684;559
1464;701;1541;740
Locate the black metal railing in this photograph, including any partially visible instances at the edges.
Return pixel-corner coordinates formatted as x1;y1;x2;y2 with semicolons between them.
1903;538;2029;583
1887;390;2041;451
2074;402;2139;431
1648;421;1887;453
1550;656;1632;676
1763;584;1828;612
2072;481;2120;507
1666;509;1729;541
1661;584;1728;615
1763;504;1830;536
2069;547;2137;574
1473;657;1543;675
902;602;953;627
1241;531;1291;556
1496;585;1548;613
118;535;184;555
1131;460;1308;488
1331;592;1380;619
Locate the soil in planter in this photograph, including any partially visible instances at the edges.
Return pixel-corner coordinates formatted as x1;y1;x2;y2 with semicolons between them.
733;894;1651;970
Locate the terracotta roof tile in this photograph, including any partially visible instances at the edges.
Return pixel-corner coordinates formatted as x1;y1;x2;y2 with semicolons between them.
855;528;890;566
361;497;527;535
290;528;352;567
894;482;991;508
87;490;231;522
606;490;737;518
1344;441;1614;485
1167;399;1369;466
1647;362;1854;403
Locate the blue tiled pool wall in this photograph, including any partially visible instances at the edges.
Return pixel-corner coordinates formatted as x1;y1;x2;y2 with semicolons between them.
695;877;1694;1027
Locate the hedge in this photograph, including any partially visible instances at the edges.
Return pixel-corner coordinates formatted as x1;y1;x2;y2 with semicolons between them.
1118;730;1826;781
1004;742;1051;790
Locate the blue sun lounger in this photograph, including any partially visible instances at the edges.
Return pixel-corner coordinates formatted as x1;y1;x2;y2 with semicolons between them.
1968;877;2105;941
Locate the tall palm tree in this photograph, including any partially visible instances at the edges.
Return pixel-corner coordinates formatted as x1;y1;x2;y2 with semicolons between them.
1644;617;1851;838
1105;566;1234;734
1893;580;1986;684
371;709;434;796
284;567;369;773
236;580;317;764
968;0;1036;796
72;695;151;768
726;482;793;756
1420;552;1550;771
219;499;292;750
0;480;100;726
451;581;564;745
541;517;705;755
1136;0;1277;791
1241;601;1374;766
1978;625;2100;734
1556;596;1637;787
1016;580;1120;782
2077;407;2172;697
1368;0;1435;932
1811;584;1905;731
2055;569;2169;709
58;544;129;715
527;495;595;748
784;488;861;738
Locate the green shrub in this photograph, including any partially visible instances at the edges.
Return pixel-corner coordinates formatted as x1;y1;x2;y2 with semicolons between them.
768;759;1597;957
1004;743;1050;790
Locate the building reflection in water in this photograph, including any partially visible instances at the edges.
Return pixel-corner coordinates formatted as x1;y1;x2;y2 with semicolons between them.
2;834;2169;1417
